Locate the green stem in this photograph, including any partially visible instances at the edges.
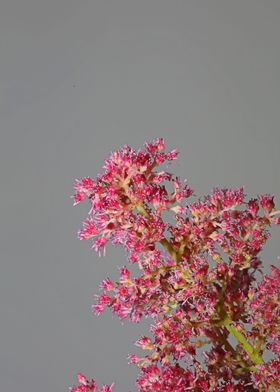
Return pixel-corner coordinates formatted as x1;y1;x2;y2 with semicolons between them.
223;318;263;365
135;203;150;219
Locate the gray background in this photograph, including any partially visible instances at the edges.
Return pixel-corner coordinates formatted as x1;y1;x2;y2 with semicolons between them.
1;1;280;391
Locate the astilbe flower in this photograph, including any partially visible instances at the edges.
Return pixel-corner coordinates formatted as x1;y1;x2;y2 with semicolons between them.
70;138;280;391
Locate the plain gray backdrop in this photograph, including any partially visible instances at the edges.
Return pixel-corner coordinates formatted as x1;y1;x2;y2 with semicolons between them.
1;1;280;391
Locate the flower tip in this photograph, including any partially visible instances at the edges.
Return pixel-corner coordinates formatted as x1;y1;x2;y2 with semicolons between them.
77;373;87;385
166;149;178;161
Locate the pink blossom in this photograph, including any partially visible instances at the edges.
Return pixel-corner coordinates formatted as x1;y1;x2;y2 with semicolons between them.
70;373;114;392
72;178;95;205
78;219;99;240
258;193;275;212
100;278;114;291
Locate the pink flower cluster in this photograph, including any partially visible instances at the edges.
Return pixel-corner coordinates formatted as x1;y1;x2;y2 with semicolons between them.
70;373;114;392
70;138;280;391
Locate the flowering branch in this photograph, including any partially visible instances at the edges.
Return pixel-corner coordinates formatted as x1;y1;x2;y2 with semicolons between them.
70;138;280;392
137;198;265;367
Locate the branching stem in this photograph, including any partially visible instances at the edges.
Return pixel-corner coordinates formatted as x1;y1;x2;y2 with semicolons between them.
135;200;264;367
